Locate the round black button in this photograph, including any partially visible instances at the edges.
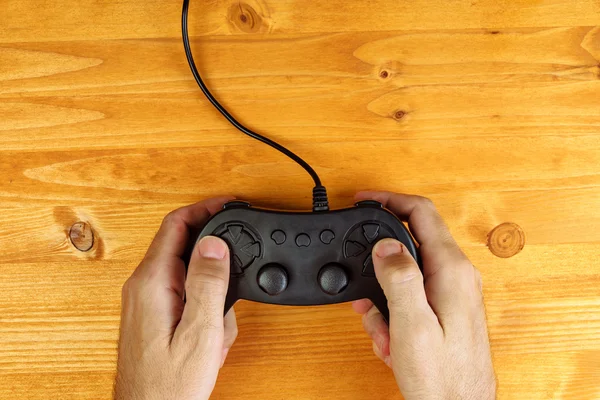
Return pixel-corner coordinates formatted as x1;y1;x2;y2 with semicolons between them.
295;233;311;247
257;264;288;296
320;229;335;244
318;264;349;295
271;230;286;245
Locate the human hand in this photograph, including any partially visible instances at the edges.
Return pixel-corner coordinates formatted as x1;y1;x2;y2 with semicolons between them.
114;197;238;400
352;191;496;400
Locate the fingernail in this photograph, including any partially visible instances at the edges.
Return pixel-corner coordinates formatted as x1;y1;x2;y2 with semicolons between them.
220;348;230;369
197;236;228;260
374;239;404;258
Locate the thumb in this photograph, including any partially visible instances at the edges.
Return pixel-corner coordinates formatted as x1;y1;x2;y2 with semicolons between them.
177;236;230;338
373;239;433;323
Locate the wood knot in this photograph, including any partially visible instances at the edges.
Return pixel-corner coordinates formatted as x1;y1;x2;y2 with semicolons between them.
69;222;94;252
393;110;407;121
375;62;401;82
228;3;266;33
487;222;525;258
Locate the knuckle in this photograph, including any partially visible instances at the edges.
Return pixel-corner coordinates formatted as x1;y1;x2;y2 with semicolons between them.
162;210;184;231
186;267;228;298
361;310;378;336
386;261;421;285
371;340;384;360
163;210;178;225
121;276;138;297
121;279;130;296
384;263;422;307
455;258;475;272
402;320;434;348
120;282;129;301
413;322;432;343
456;260;479;286
230;323;239;340
120;274;153;309
361;313;370;333
225;311;239;339
417;195;436;209
122;274;156;302
439;230;457;247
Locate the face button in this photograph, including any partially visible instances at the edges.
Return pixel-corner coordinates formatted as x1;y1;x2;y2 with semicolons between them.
271;230;286;245
362;223;380;243
241;242;260;257
362;254;375;276
227;224;243;244
295;233;311;247
344;240;366;257
320;230;335;244
231;255;244;275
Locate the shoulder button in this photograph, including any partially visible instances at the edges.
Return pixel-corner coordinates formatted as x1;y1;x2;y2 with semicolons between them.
355;200;383;208
223;200;251;209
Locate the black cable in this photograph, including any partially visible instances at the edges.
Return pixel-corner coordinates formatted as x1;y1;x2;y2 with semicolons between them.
181;0;329;211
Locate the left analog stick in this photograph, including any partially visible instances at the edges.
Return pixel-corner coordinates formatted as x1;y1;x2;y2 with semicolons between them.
257;264;288;296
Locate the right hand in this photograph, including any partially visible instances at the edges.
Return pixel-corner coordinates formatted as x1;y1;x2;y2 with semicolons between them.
352;191;496;400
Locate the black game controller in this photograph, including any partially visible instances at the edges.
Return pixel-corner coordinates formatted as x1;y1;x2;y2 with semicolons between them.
195;199;420;322
182;0;421;323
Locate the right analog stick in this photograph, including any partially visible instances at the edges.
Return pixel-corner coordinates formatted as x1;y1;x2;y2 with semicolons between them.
318;264;349;295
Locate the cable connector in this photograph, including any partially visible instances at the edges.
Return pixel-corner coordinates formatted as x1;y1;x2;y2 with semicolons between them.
312;185;329;212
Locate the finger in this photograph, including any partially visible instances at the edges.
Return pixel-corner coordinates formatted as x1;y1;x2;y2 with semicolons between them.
170;236;231;391
221;309;238;368
353;299;391;362
372;341;391;368
356;191;467;276
357;191;480;329
173;236;230;348
143;196;234;267
362;305;390;359
120;273;186;346
132;196;233;301
373;238;440;332
223;309;238;350
352;299;374;315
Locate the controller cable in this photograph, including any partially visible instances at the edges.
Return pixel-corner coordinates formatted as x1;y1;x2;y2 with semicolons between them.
182;0;329;212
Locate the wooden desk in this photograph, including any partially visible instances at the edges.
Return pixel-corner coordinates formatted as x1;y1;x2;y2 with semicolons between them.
1;1;600;399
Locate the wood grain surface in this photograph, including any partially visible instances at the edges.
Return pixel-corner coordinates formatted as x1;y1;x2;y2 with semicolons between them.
1;1;600;399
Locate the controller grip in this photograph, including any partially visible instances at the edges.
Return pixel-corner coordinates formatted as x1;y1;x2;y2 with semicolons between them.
223;289;390;324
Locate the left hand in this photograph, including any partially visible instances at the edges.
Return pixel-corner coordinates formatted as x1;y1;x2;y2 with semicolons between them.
114;196;238;400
